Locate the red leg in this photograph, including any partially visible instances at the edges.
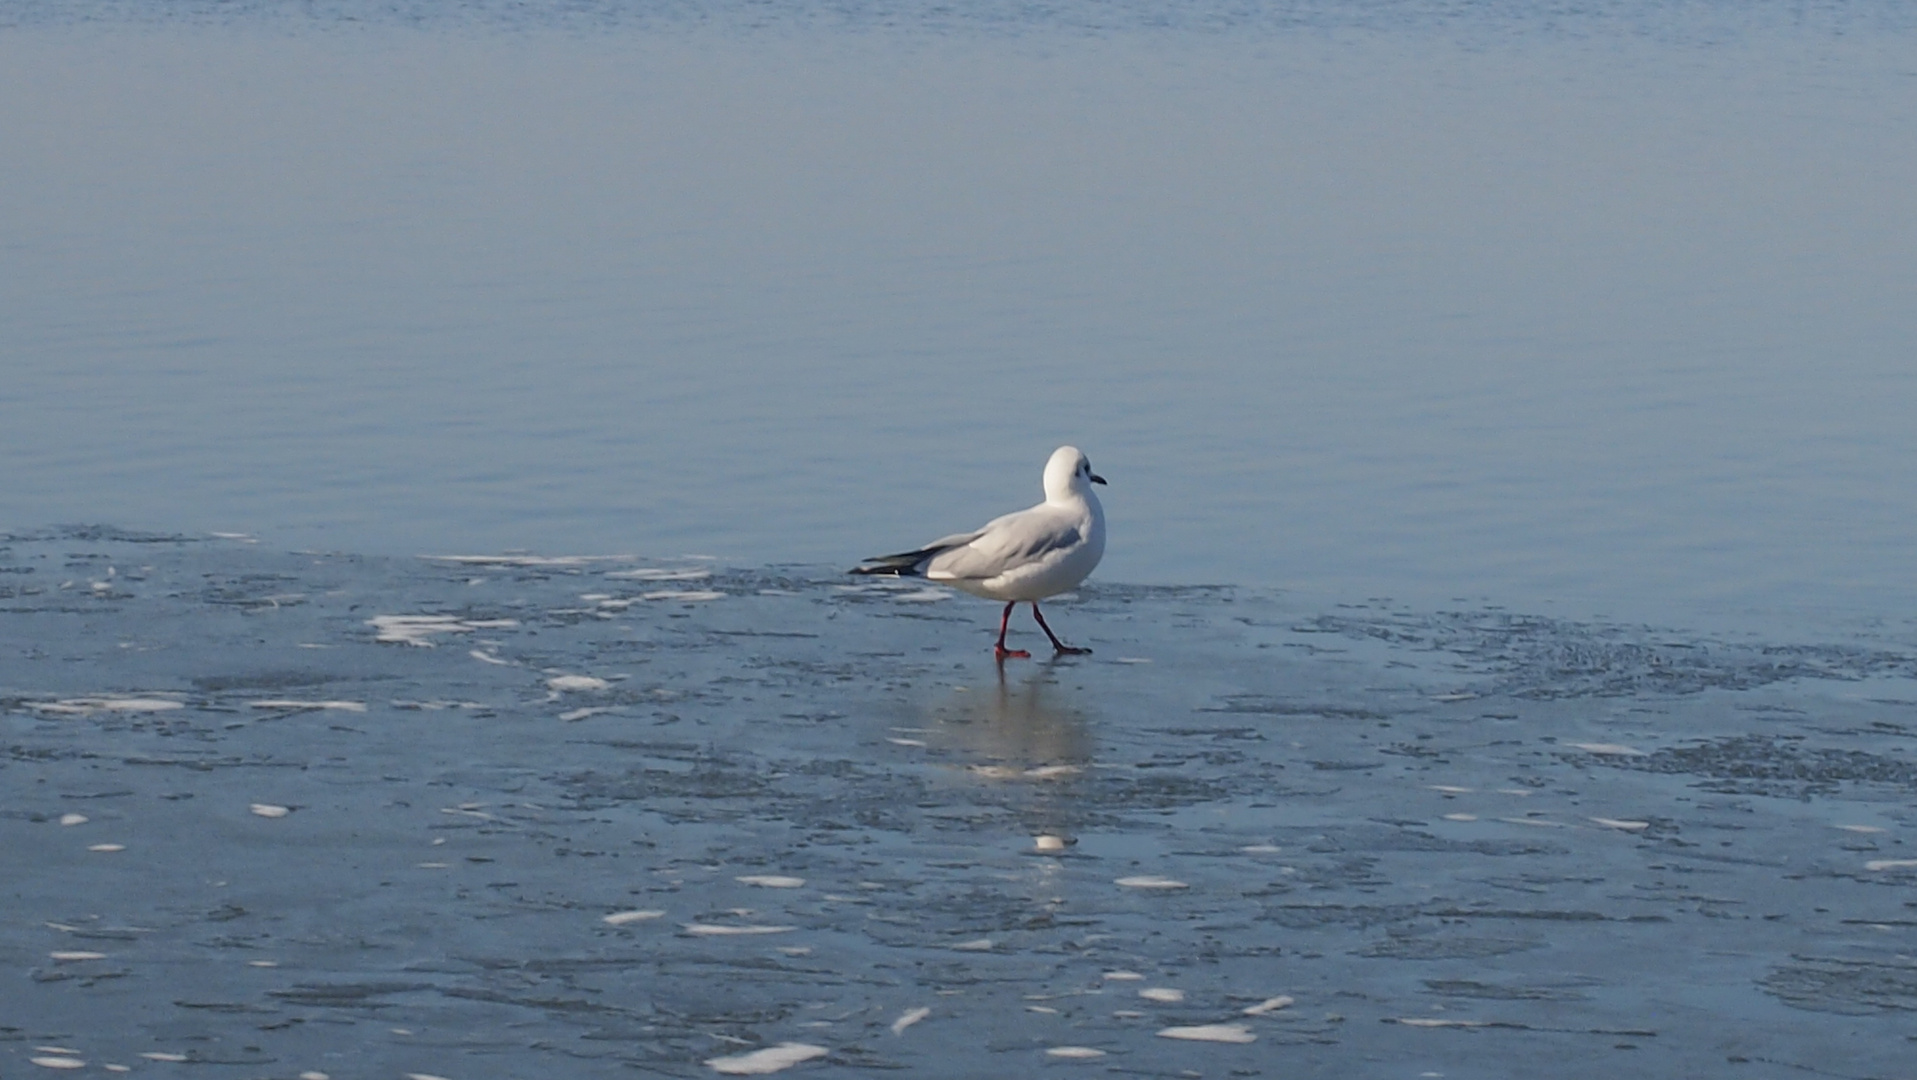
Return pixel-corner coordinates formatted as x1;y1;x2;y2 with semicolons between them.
1030;602;1091;655
994;600;1030;660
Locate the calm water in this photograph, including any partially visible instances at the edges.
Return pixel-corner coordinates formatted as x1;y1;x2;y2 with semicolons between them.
3;1;1916;627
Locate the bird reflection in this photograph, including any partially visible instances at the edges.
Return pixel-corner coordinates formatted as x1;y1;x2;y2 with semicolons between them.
932;659;1094;776
923;660;1095;850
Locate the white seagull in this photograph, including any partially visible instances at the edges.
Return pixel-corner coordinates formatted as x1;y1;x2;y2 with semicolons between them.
852;446;1107;660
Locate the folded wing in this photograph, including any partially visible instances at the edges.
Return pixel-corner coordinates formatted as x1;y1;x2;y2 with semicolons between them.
923;507;1082;584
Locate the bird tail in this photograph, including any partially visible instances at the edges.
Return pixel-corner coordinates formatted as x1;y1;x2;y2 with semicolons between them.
848;548;935;577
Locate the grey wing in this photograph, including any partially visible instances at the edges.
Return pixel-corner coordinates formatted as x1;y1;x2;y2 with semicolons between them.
850;529;986;576
923;507;1081;582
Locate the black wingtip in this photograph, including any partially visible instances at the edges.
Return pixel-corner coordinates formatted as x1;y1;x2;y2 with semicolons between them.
849;550;928;577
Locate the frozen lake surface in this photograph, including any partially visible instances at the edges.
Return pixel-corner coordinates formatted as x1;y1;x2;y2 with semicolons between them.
4;529;1916;1076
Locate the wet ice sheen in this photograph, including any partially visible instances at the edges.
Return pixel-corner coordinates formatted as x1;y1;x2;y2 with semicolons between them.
9;534;1917;1075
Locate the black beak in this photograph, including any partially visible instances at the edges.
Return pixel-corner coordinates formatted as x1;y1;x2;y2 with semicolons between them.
1090;473;1107;485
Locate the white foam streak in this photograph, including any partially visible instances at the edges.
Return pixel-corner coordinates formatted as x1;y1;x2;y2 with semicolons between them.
1025;764;1079;779
891;588;948;602
369;615;518;646
1569;742;1648;756
603;910;667;925
34;697;183;714
547;675;611;692
1115;875;1189;890
429;554;628;567
705;1043;828;1074
606;567;711;580
250;700;366;711
1156;1023;1255;1043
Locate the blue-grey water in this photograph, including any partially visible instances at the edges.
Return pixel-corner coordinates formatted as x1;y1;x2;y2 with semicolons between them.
4;3;1917;1077
5;1;1915;626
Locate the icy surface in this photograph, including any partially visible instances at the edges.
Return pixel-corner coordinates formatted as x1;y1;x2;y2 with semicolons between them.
4;529;1916;1076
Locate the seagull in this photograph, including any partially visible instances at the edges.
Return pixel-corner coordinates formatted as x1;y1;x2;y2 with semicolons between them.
852;446;1107;660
